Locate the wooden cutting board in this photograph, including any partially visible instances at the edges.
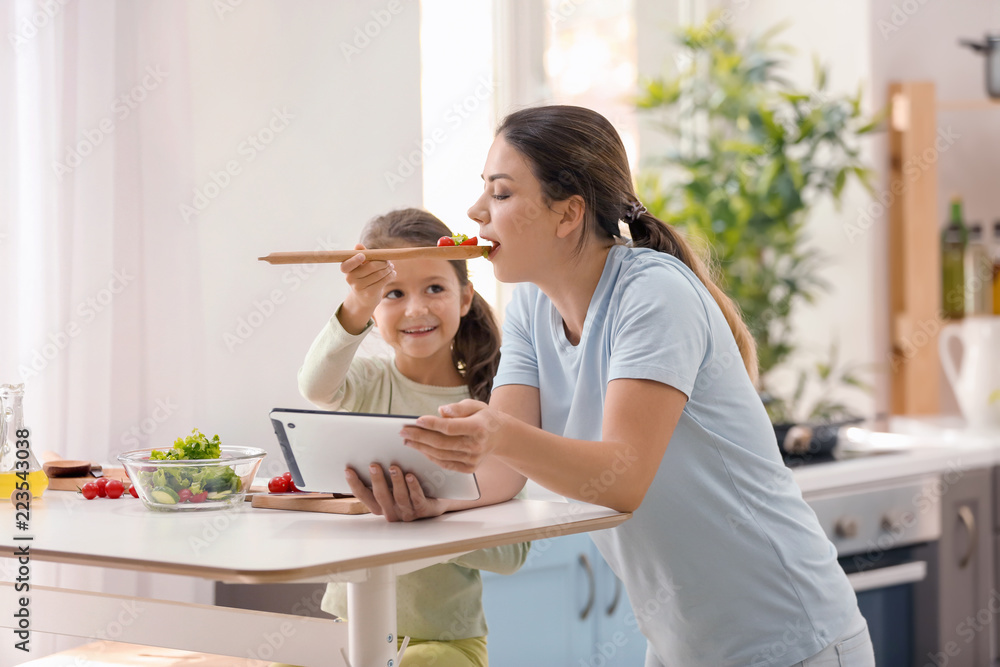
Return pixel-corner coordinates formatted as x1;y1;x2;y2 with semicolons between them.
37;451;131;492
45;467;130;492
250;493;369;515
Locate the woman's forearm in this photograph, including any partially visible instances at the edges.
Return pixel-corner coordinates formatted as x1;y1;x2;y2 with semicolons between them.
491;415;647;512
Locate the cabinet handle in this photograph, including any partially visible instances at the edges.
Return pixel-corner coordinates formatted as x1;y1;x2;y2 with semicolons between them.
605;575;622;617
579;553;595;621
957;505;977;570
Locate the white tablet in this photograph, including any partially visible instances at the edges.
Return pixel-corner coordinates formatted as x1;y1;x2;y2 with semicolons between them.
269;408;481;501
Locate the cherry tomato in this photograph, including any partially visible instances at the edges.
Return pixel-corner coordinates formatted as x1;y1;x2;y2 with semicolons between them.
190;491;208;503
282;471;293;482
105;479;125;499
80;482;98;500
437;236;455;246
268;476;289;493
460;236;478;246
178;488;193;503
287;477;299;493
95;477;109;497
128;484;139;498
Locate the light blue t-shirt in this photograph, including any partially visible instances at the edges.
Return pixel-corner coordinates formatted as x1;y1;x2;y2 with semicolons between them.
493;244;857;666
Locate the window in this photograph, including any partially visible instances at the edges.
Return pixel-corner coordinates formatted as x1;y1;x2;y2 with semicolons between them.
420;1;498;308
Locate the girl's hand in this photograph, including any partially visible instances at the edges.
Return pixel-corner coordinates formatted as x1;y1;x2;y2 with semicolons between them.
338;243;395;334
345;464;449;522
400;399;506;473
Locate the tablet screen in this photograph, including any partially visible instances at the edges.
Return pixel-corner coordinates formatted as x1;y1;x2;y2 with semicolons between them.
269;408;481;501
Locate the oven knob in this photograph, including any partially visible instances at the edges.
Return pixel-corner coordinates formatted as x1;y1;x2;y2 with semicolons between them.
834;517;858;539
881;511;903;532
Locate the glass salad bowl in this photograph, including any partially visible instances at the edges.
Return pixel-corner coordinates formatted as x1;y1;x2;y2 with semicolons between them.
118;446;266;511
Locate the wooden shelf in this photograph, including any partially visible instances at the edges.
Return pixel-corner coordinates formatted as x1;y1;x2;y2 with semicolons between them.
887;81;941;415
936;98;1000;112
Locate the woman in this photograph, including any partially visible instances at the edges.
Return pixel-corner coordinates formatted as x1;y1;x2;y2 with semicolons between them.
346;106;874;666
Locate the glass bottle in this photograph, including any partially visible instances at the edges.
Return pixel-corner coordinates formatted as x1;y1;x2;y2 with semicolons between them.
941;197;968;319
965;223;993;316
0;384;48;500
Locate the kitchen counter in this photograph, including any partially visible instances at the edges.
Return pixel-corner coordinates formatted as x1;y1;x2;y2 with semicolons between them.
793;416;1000;495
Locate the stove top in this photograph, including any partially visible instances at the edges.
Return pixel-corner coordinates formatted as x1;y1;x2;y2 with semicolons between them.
781;451;838;468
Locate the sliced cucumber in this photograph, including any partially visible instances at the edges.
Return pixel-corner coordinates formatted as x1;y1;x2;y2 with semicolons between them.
151;487;180;504
206;490;233;500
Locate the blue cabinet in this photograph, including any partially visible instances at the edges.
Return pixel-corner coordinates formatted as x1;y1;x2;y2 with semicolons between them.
482;533;648;666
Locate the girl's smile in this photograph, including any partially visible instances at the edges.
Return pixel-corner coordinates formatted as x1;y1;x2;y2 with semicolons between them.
373;257;473;386
400;323;439;337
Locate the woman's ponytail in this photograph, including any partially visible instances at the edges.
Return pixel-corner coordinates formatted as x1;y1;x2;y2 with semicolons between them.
628;211;759;384
452;291;501;402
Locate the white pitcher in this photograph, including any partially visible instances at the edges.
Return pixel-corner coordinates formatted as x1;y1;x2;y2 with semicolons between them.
938;316;1000;430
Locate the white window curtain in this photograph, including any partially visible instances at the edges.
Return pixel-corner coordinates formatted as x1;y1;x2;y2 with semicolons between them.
3;0;426;658
2;0;209;660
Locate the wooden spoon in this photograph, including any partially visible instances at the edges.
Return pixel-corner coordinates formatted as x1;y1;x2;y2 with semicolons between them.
258;245;489;265
42;459;94;478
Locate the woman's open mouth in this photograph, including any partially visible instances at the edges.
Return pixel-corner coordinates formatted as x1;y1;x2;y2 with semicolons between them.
487;240;501;260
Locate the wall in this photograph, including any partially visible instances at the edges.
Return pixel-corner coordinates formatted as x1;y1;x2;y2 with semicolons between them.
184;1;423;471
871;0;1000;226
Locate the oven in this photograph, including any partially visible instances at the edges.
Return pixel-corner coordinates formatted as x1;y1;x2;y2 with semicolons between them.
805;475;942;667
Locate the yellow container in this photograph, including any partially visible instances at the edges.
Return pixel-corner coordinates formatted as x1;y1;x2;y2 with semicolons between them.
1;384;47;500
0;469;49;501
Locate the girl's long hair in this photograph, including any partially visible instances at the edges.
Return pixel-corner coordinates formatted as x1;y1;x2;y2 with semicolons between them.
360;209;501;401
496;105;758;383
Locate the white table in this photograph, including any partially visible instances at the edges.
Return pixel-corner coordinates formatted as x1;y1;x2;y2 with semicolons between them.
0;491;628;666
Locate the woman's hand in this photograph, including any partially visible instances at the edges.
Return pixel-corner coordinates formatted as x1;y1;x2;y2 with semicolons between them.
337;244;395;335
345;464;449;522
400;399;506;473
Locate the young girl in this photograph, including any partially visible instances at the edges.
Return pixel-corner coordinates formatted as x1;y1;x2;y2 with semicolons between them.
350;108;876;666
296;208;528;667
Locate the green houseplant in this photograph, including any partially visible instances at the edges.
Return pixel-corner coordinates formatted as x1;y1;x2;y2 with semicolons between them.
635;15;879;424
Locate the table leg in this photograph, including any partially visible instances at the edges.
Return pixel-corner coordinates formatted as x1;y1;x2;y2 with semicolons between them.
346;565;397;667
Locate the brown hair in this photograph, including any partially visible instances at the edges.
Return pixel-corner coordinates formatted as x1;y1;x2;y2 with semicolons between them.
360;209;501;401
496;105;758;383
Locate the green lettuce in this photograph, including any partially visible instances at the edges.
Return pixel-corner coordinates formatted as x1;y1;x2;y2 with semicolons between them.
150;429;222;460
